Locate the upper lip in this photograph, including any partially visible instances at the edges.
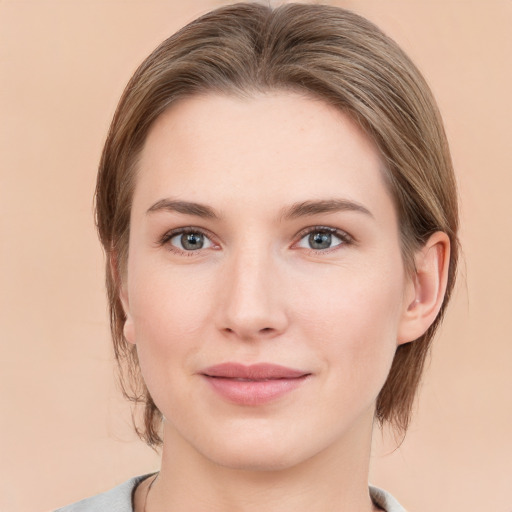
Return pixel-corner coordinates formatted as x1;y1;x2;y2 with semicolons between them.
201;362;310;380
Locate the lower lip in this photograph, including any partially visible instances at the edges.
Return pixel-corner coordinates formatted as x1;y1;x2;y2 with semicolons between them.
202;375;309;406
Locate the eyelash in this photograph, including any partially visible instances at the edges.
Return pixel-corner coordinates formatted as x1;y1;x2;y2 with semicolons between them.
158;226;354;255
158;227;218;256
294;226;354;253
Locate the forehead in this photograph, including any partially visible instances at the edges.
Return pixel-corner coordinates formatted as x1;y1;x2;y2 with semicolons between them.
133;91;393;222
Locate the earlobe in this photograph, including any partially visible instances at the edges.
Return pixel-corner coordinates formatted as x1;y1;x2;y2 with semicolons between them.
123;316;136;345
110;252;136;345
397;231;450;345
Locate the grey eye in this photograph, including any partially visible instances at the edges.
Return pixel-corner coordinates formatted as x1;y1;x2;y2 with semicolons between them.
170;232;213;251
308;232;333;249
297;230;344;250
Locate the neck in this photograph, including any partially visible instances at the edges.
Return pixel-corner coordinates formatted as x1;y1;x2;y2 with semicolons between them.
146;411;378;512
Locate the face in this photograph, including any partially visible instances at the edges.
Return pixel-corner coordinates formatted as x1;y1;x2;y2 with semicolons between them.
122;92;415;471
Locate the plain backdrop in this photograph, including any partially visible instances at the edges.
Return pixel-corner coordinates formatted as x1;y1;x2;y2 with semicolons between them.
1;1;511;511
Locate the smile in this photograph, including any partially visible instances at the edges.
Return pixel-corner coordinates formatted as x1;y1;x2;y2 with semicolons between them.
200;363;311;406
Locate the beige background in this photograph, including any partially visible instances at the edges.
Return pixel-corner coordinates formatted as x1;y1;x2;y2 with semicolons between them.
1;1;511;511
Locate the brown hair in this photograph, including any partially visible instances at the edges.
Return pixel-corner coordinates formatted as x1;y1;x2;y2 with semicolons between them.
96;2;459;447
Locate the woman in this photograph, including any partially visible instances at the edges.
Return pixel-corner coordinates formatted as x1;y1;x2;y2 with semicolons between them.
57;3;458;511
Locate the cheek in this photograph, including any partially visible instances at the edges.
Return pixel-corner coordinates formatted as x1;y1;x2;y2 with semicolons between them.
129;255;213;331
293;260;405;387
126;262;215;383
296;258;405;333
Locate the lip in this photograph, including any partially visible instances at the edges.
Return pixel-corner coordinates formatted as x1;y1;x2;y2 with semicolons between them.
200;363;311;406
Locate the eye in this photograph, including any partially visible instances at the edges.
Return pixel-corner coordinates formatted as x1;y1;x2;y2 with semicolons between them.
165;230;215;251
296;227;350;251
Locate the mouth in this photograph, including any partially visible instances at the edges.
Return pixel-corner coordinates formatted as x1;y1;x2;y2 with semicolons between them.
200;363;311;406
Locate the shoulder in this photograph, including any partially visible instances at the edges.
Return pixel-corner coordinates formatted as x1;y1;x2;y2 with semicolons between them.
54;474;154;512
369;485;407;512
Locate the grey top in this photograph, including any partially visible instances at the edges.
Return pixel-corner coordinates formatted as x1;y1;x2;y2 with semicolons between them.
55;474;406;512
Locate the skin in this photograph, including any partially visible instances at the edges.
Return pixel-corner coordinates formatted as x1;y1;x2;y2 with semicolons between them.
121;92;449;512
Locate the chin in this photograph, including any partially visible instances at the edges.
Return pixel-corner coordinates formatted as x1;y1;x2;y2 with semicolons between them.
187;420;331;473
203;443;307;472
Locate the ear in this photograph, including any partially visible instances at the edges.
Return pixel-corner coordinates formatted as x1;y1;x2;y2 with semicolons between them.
110;251;136;345
397;231;451;345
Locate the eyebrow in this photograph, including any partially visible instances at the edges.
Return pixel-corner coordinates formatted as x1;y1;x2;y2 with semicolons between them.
146;199;219;219
281;199;373;220
146;198;373;221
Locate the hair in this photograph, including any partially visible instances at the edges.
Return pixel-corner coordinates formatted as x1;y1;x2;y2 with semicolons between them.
96;2;459;447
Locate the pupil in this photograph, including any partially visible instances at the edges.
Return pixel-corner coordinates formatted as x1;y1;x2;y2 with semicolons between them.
182;233;204;250
309;232;331;249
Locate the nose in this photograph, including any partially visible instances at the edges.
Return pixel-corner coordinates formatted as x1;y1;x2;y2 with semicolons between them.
215;246;289;341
